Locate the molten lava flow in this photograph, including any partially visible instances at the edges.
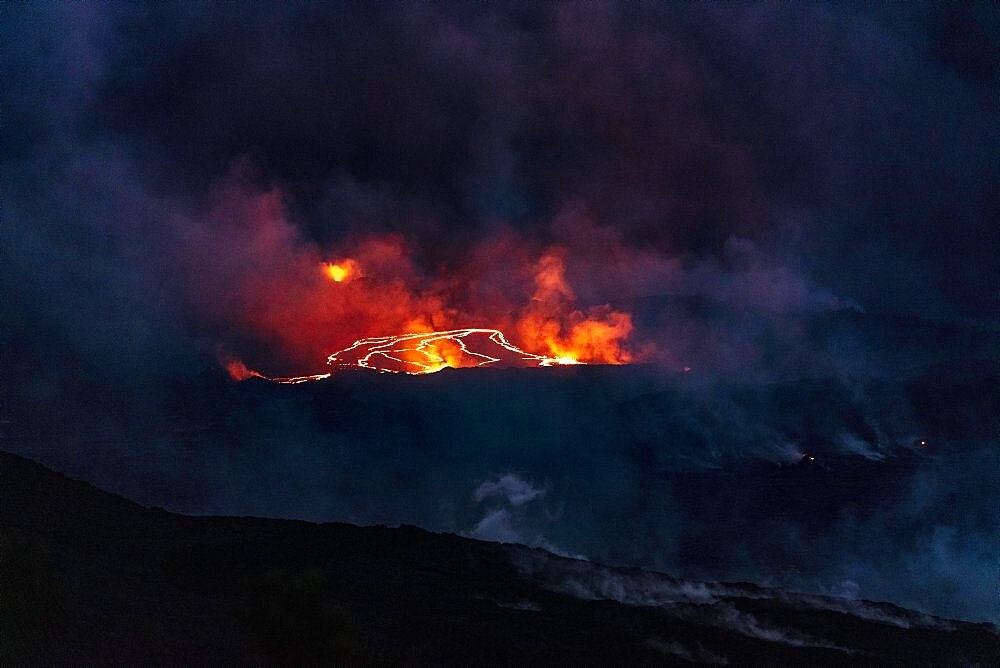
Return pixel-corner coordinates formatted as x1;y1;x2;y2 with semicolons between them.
224;329;585;382
221;248;636;380
270;373;333;384
328;329;582;375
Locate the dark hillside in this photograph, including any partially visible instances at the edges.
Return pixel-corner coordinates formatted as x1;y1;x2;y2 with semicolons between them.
3;451;997;664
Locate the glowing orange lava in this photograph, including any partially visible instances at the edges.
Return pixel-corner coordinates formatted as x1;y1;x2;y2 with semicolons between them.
205;190;642;379
515;253;634;365
222;250;633;380
328;328;583;375
224;328;585;382
222;249;634;380
270;372;333;384
323;259;359;283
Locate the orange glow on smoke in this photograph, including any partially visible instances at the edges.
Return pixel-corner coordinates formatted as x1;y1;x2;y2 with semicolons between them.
517;253;634;365
224;358;264;381
197;183;646;377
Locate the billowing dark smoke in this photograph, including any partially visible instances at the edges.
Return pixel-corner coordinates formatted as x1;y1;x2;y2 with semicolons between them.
5;2;997;373
2;2;998;623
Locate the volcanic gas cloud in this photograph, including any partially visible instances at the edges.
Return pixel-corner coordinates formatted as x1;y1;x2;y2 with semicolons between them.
206;185;642;379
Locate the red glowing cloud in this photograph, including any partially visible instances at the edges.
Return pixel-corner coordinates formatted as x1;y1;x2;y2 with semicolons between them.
184;175;648;377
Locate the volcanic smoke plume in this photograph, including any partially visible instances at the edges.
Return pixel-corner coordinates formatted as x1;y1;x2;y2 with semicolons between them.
195;187;641;378
4;3;996;380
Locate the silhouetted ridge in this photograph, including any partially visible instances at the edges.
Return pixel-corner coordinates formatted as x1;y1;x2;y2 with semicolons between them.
3;451;997;664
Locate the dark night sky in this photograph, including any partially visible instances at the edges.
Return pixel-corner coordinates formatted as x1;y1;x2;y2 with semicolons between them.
3;3;998;371
2;2;998;624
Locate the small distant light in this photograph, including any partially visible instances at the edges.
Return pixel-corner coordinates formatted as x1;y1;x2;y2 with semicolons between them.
919;440;927;447
807;455;816;461
682;366;692;373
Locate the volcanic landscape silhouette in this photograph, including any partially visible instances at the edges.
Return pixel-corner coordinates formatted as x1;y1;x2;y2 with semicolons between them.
3;1;998;663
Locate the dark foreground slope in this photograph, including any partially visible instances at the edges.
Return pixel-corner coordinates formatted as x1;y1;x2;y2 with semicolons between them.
2;452;997;664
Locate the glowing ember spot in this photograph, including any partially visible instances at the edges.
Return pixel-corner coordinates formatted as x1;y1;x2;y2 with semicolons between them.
328;328;584;375
323;259;359;283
